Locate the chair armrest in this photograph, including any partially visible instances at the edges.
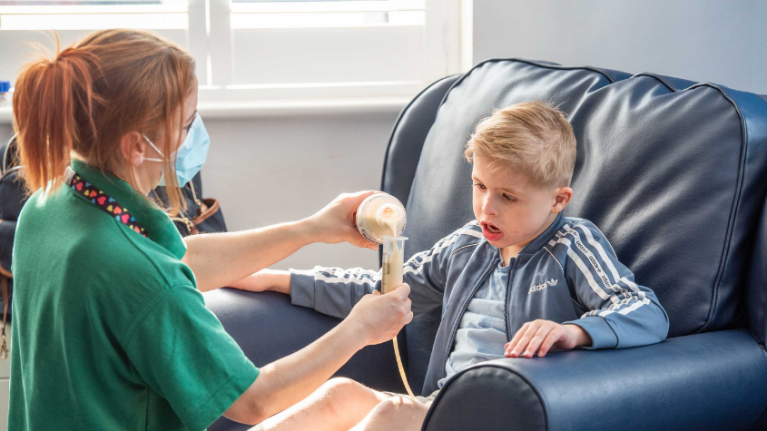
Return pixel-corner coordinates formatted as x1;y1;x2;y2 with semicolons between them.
424;329;767;431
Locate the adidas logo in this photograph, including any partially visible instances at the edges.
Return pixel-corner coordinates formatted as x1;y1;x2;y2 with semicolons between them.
529;278;559;294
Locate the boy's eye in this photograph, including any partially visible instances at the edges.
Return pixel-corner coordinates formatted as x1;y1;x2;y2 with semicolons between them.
503;194;516;202
473;182;486;190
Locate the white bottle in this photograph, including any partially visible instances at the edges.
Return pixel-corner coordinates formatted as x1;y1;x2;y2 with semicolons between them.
0;82;10;107
354;193;406;244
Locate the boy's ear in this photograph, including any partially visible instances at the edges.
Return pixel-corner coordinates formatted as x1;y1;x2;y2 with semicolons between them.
551;187;573;214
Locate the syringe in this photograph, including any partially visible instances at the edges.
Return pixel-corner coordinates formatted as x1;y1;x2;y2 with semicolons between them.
381;235;418;402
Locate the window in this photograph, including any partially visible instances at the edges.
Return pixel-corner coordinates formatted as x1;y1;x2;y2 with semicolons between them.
0;0;464;111
0;0;189;99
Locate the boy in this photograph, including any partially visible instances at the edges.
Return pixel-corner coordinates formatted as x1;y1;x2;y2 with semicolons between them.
234;101;669;431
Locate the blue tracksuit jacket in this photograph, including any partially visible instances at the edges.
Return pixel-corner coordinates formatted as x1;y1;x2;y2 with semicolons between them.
290;213;669;394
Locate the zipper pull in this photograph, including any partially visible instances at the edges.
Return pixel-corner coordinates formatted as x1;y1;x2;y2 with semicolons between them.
171;215;197;235
182;217;196;235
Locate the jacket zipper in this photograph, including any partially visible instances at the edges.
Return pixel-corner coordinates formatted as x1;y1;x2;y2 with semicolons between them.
504;257;519;340
442;257;499;371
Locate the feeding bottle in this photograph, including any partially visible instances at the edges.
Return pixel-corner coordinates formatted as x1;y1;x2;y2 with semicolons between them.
354;193;406;244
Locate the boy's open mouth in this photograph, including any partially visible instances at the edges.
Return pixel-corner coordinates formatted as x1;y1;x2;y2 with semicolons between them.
481;221;504;241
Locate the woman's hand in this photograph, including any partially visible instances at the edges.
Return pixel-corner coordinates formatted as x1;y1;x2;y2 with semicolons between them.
229;269;291;294
504;320;592;358
346;284;413;346
304;191;379;251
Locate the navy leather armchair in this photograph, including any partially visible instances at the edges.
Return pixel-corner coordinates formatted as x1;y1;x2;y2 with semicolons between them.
205;59;767;431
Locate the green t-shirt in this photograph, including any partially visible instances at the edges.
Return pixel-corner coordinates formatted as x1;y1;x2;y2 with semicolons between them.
8;159;258;430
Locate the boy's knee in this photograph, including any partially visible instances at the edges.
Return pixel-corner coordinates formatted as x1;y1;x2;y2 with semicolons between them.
317;377;373;417
320;377;364;400
373;396;418;417
365;397;427;431
369;398;398;421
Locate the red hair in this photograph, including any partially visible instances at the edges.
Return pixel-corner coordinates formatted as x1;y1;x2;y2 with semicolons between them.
13;29;196;215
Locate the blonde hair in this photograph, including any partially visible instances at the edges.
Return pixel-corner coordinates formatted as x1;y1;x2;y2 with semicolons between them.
464;101;576;188
13;29;196;215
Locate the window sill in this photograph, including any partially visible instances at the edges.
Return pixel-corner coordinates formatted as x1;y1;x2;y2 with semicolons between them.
0;96;410;125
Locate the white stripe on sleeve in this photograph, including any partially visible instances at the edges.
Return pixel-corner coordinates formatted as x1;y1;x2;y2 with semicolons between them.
572;224;646;300
560;238;612;301
403;228;482;276
574;224;620;282
315;267;380;286
562;225;615;292
550;233;615;302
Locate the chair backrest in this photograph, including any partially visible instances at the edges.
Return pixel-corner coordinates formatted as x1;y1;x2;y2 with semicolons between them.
383;59;767;392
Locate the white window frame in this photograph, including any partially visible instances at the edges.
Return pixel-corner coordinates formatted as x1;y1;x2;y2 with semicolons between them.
0;0;471;121
194;0;464;105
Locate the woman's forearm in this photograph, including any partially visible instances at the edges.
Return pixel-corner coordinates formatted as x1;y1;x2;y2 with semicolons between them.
229;270;291;294
183;191;378;292
223;284;413;425
182;220;317;292
251;319;367;418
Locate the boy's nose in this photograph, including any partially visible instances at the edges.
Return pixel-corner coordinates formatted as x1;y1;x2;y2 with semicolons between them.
482;196;498;215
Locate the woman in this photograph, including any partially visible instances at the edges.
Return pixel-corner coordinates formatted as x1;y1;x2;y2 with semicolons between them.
9;29;412;430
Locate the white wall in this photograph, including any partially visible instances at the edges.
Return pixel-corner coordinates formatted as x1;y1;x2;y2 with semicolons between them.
0;113;398;272
0;127;10;147
472;0;767;95
202;114;396;271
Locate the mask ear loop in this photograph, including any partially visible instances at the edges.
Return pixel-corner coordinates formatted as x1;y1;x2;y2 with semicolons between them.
138;135;167;198
142;135;166;163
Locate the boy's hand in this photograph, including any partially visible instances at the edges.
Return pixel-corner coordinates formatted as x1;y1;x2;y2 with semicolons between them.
229;269;291;295
505;320;592;358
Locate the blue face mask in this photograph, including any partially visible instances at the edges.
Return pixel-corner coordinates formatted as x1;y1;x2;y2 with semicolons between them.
143;114;210;187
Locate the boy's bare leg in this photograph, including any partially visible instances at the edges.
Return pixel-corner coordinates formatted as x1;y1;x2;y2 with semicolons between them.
249;377;389;431
349;396;430;431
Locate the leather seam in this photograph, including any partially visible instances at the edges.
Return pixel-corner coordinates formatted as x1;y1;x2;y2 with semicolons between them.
437;58;619;109
682;83;748;334
380;74;461;193
587;72;748;334
626;76;748;334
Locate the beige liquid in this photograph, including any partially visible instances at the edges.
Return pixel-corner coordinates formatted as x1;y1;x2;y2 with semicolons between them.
379;212;418;403
381;209;404;294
